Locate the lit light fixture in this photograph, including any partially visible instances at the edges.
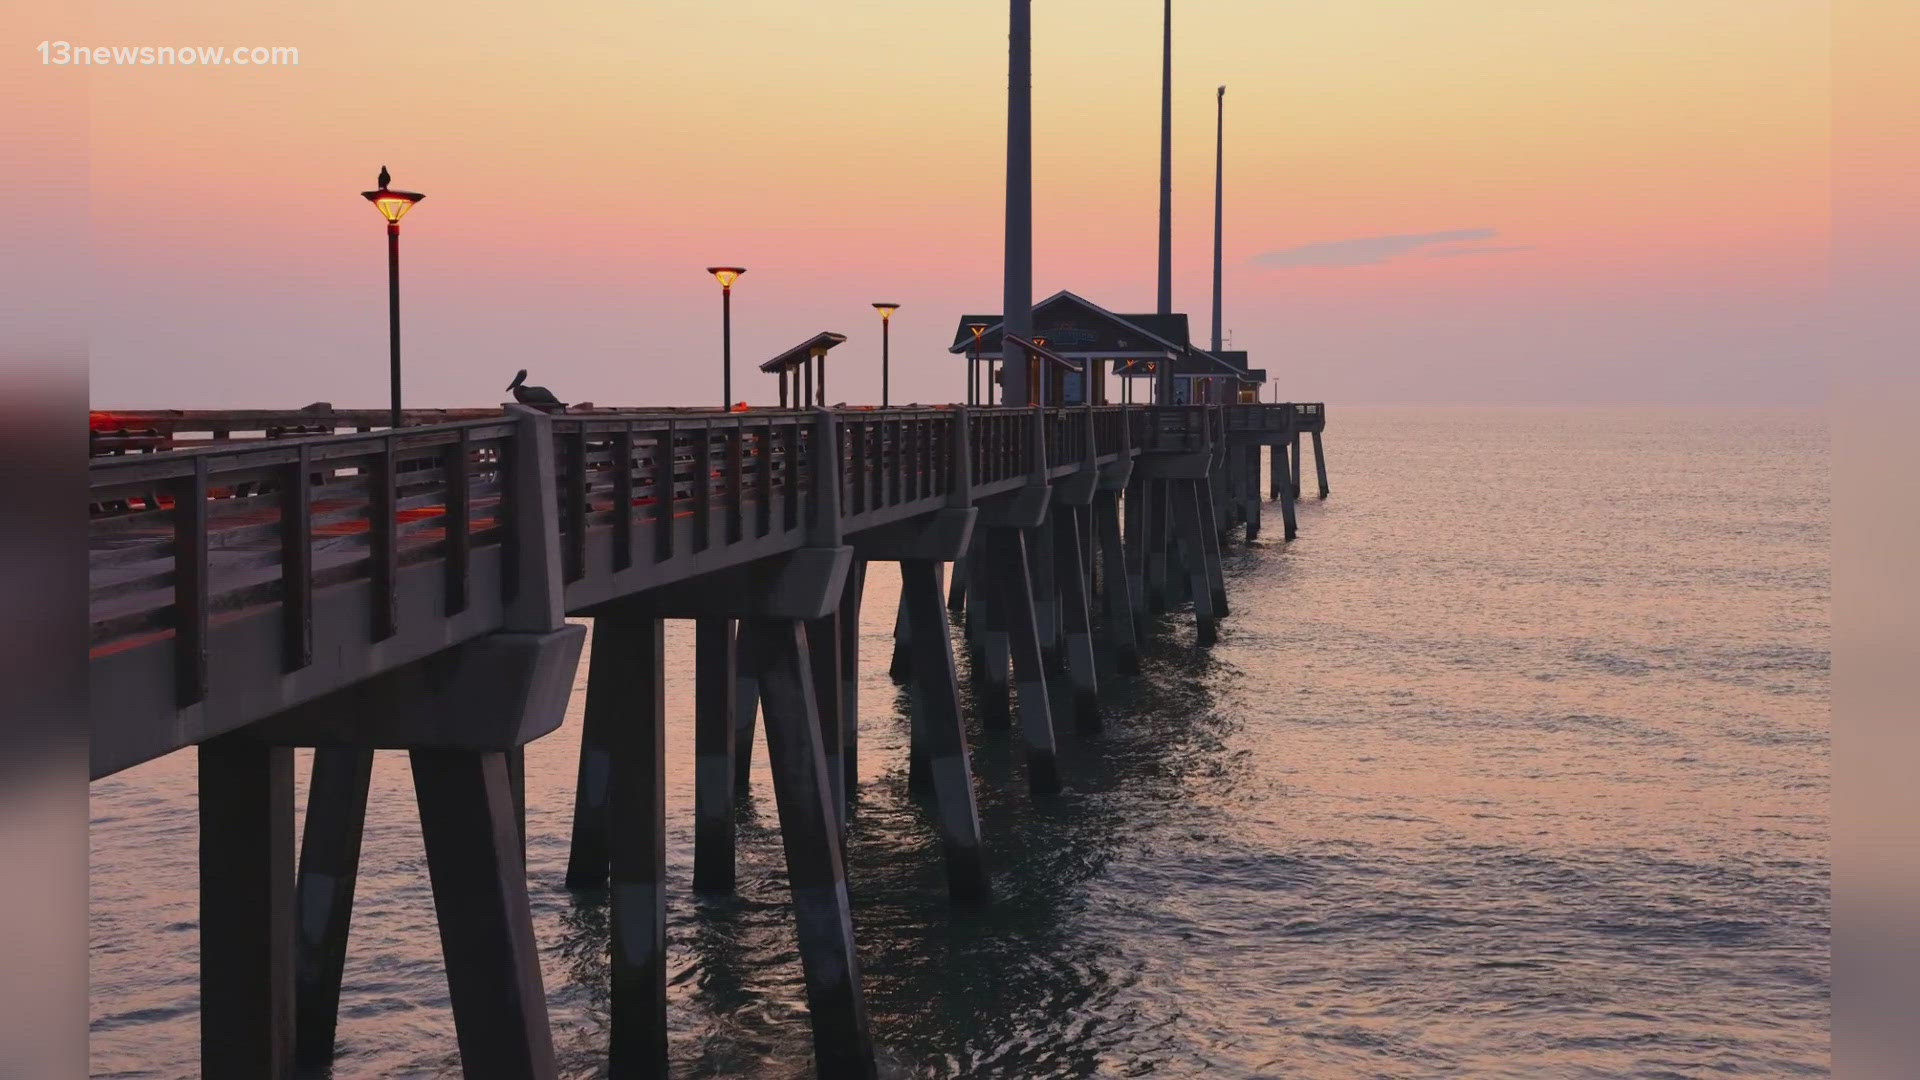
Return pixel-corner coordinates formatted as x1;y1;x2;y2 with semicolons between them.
361;167;424;224
873;302;900;320
708;266;745;290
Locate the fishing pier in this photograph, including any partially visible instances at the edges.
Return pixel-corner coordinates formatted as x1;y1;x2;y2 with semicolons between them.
88;393;1328;1078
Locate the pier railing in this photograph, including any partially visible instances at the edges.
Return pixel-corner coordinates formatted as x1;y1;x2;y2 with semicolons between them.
88;419;520;703
93;402;1280;776
1219;401;1325;436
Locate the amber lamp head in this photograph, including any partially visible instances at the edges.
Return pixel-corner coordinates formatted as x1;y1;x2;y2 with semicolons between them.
361;166;424;224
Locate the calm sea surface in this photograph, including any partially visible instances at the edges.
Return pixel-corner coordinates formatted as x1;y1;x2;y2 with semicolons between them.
90;407;1830;1078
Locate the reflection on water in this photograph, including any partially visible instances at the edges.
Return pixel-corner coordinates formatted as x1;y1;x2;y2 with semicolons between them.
91;408;1829;1078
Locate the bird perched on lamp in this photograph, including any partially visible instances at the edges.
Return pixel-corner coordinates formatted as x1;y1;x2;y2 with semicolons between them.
506;369;564;411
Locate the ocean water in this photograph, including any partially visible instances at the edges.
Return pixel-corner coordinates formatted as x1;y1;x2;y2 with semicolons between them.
89;406;1830;1078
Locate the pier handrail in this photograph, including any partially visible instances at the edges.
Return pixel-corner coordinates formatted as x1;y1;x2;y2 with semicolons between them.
88;402;1231;776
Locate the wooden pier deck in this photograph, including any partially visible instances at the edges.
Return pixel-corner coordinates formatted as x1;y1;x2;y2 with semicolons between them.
87;398;1329;1078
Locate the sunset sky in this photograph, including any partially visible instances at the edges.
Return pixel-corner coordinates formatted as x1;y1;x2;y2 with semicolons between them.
60;0;1829;408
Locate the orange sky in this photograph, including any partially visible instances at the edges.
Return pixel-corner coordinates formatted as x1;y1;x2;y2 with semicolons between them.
51;0;1830;407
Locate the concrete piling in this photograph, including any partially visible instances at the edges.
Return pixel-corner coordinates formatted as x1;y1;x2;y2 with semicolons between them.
988;526;1062;795
293;747;374;1071
597;616;668;1077
900;558;993;904
411;748;559;1080
738;617;879;1079
1312;429;1330;497
1094;490;1142;674
199;738;296;1080
1052;509;1102;733
692;618;739;895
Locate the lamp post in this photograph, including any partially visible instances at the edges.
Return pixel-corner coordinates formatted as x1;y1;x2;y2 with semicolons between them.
706;267;746;409
872;302;899;406
361;167;424;429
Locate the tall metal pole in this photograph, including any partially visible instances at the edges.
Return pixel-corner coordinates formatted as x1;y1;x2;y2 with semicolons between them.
1211;85;1225;353
1156;0;1173;315
387;222;401;429
881;315;891;407
721;286;733;409
1003;0;1034;407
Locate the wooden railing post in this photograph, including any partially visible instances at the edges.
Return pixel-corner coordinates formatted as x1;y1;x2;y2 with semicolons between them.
369;437;398;642
173;457;209;708
505;404;565;633
657;420;679;563
563;427;587;581
280;445;312;673
611;425;634;571
809;408;844;547
444;428;472;613
949;406;973;508
1028;405;1047;483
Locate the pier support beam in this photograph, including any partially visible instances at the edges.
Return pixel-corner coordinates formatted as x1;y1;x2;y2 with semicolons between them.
293;747;374;1072
565;626;619;891
692;618;738;895
1169;481;1219;646
1031;514;1059;667
739;617;879;1079
199;738;296;1080
734;670;760;789
1146;480;1171;610
1052;508;1101;732
1095;490;1141;674
598;615;668;1077
1289;432;1303;500
1242;444;1262;541
900;559;992;904
839;559;866;795
903;563;943;797
1197;476;1230;617
988;526;1062;795
1277;451;1299;541
1210;456;1231;538
411;748;559;1080
973;546;1013;730
947;551;969;613
971;481;1051;740
1311;430;1330;497
888;590;912;681
1123;474;1150;624
805;607;847;830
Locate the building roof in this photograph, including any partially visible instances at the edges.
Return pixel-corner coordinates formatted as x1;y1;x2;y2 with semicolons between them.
1203;349;1266;383
757;331;847;374
948;290;1192;356
1003;335;1084;372
1113;347;1261;380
